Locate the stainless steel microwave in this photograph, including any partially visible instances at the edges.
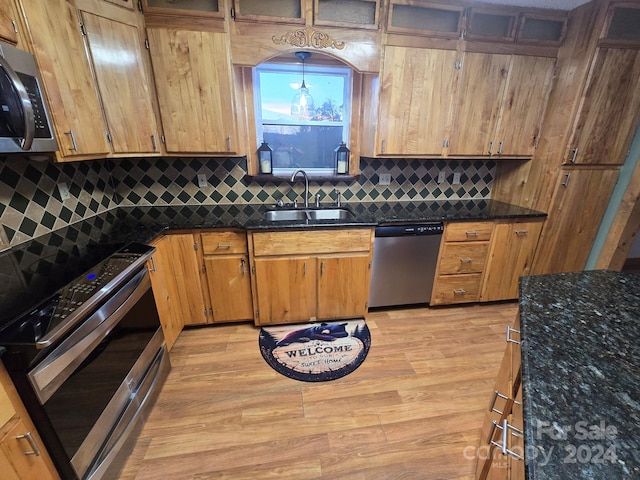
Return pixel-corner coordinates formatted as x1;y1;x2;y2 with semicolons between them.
0;41;57;154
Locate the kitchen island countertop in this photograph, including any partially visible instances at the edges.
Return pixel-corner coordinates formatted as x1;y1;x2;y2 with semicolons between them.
519;270;640;479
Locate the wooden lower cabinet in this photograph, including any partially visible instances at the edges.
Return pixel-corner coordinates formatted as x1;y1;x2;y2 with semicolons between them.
254;256;317;325
199;231;254;323
317;254;371;319
433;219;544;306
249;228;374;326
0;366;59;480
148;233;209;349
431;221;493;305
531;167;619;275
481;219;544;302
477;316;524;480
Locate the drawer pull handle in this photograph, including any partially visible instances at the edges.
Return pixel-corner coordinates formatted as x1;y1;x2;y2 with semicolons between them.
491;419;524;460
488;389;509;415
506;325;521;345
515;230;529;236
460;257;473;263
15;432;41;456
453;289;466;295
148;256;157;273
465;231;479;237
217;243;232;249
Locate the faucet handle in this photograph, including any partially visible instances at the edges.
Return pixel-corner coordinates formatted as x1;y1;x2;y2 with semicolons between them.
315;193;321;208
335;190;341;207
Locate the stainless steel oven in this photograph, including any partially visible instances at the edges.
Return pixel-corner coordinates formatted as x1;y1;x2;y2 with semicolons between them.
0;243;169;480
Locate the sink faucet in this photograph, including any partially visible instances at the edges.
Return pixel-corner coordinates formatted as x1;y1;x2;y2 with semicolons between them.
290;169;310;208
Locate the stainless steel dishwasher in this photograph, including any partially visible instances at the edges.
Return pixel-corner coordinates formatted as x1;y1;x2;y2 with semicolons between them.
368;223;444;308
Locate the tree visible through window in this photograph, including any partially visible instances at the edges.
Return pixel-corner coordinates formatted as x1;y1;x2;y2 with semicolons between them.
254;60;352;175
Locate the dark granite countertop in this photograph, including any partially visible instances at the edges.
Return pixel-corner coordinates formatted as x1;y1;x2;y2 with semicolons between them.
519;271;640;479
0;199;544;333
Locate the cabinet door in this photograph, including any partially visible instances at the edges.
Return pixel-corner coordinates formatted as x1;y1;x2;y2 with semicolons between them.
317;254;370;319
0;0;18;44
567;48;640;165
377;46;458;155
148;236;184;350
449;52;510;156
80;7;161;154
476;341;513;480
531;168;619;275
204;255;254;322
20;0;110;159
0;419;56;480
254;257;316;325
147;27;238;154
493;56;555;157
168;234;209;326
481;220;544;302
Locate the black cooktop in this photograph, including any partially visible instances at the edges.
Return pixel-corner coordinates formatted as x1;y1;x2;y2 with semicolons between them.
0;242;154;351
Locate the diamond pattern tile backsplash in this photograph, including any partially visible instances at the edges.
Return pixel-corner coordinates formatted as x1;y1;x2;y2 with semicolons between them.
111;157;495;206
1;155;494;250
0;156;117;249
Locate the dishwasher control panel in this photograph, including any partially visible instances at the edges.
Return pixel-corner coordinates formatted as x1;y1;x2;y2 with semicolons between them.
375;223;444;237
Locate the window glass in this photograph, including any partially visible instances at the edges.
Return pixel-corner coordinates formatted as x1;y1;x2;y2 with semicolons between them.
254;62;351;175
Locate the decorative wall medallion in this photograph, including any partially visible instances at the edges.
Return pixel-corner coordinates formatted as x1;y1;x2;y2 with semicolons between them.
272;26;345;50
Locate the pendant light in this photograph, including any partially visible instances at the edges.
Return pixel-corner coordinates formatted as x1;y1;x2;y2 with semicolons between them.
291;51;314;120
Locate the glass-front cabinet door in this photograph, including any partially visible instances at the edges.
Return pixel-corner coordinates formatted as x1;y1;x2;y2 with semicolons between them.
232;0;305;24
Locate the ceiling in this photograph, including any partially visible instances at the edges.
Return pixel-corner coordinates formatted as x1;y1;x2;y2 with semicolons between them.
476;0;591;10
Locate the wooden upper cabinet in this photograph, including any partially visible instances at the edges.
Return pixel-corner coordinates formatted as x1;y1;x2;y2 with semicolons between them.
313;0;380;30
147;27;238;154
20;0;110;160
566;47;640;165
102;0;135;10
465;7;518;43
232;0;305;24
386;1;463;38
449;52;554;157
0;0;18;44
602;2;640;46
376;46;458;156
79;3;162;155
493;55;555;157
142;0;224;18
449;52;510;156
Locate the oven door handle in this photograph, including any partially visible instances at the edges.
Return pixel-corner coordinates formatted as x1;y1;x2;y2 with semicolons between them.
29;268;151;404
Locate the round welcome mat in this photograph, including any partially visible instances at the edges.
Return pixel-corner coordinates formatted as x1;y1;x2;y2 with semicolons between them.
259;319;371;382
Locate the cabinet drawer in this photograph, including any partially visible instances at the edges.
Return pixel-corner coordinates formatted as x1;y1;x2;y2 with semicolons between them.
251;229;373;256
444;222;494;242
201;231;247;255
431;274;482;305
438;242;489;274
0;384;15;427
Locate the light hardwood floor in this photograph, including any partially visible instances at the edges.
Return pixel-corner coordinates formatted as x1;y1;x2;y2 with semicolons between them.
121;302;519;480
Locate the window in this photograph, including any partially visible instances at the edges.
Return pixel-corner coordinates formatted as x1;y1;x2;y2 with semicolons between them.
254;60;352;176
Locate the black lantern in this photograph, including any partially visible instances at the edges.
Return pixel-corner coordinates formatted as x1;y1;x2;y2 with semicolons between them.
258;141;273;174
334;142;350;174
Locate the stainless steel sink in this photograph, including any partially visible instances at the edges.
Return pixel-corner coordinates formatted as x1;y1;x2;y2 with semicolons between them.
262;208;353;222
